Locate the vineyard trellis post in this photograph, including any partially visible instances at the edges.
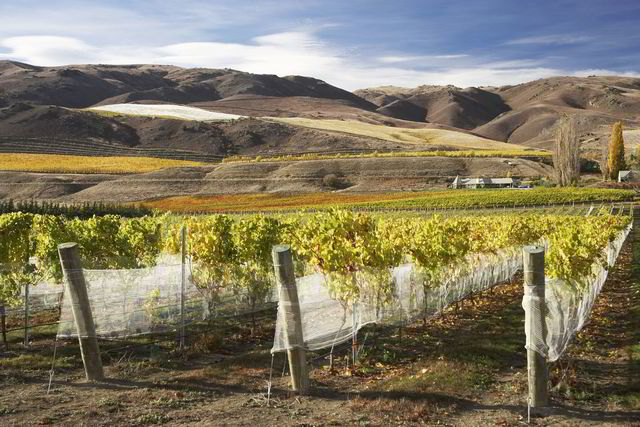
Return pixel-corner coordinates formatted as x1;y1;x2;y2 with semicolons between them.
58;242;104;382
0;304;7;350
523;246;548;410
179;225;186;349
23;282;29;346
272;244;309;394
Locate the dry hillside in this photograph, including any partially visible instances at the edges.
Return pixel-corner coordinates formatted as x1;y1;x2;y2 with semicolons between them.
357;76;640;151
0;156;551;202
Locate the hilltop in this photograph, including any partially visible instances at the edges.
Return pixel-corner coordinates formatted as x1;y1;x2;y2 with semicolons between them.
1;61;639;202
356;76;640;150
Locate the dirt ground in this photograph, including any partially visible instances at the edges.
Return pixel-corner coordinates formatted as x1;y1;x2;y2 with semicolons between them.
1;234;639;426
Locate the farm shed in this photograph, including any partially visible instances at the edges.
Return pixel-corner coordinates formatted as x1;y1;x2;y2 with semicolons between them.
451;176;519;189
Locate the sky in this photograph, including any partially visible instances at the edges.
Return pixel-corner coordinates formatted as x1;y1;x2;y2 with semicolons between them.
0;0;639;90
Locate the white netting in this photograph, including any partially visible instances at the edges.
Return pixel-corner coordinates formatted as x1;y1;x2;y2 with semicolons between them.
56;256;278;339
57;258;208;339
26;282;64;310
3;282;64;315
272;245;525;353
523;221;632;362
272;221;632;355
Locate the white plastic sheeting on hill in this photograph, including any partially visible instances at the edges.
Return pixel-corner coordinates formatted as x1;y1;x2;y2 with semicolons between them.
88;104;244;121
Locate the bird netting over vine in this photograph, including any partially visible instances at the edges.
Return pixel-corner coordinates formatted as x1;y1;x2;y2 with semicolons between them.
272;245;524;353
56;256;279;339
57;258;208;339
523;221;632;362
3;281;64;315
271;222;632;355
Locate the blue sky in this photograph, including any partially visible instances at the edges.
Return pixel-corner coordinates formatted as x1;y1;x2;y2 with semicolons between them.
0;0;638;89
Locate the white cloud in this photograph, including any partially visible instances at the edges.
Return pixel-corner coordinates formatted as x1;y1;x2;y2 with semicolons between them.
0;32;637;90
0;36;100;65
378;54;468;63
505;34;593;45
571;69;640;78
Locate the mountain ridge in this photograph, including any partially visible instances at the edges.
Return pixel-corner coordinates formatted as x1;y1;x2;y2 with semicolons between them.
1;61;639;153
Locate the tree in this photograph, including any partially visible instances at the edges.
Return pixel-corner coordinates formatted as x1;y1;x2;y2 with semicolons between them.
608;121;625;181
552;115;581;187
597;143;609;181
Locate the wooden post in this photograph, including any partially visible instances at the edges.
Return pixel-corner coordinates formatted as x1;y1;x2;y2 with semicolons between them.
58;243;104;382
23;282;29;346
352;303;358;365
179;225;186;349
0;304;7;350
523;246;548;410
272;245;309;394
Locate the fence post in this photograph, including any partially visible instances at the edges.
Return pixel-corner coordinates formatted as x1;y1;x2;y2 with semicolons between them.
23;282;29;346
58;243;104;381
180;225;186;349
272;245;309;394
1;304;7;350
523;246;548;410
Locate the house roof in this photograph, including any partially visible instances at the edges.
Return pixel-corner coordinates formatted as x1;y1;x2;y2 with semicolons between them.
619;170;631;180
490;178;515;184
453;177;515;185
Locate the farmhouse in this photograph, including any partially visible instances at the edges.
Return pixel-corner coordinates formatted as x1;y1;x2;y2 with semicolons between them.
451;176;519;189
618;170;637;182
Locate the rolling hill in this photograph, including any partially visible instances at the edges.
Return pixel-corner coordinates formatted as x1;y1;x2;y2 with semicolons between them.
1;60;639;203
3;60;638;156
356;76;640;151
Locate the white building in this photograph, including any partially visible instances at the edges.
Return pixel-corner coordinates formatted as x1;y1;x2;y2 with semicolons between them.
451;176;519;189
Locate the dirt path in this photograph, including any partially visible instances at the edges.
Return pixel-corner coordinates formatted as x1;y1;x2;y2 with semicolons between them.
1;236;639;426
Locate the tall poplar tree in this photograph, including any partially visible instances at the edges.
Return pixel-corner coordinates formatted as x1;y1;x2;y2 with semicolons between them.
608;122;625;180
553;115;581;186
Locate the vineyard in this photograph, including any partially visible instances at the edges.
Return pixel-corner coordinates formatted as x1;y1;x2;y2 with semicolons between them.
0;209;631;338
142;187;636;213
0;208;638;425
0;137;223;163
222;149;552;163
0;153;207;174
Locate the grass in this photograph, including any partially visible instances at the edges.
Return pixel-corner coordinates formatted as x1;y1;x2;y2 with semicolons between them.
141;188;635;213
223;149;551;164
0;153;206;174
0;354;76;369
272;117;531;150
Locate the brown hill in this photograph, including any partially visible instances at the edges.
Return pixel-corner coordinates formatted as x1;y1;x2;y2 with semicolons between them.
3;60;639;157
354;85;510;129
0;102;434;159
477;76;640;149
357;76;640;151
0;60;374;109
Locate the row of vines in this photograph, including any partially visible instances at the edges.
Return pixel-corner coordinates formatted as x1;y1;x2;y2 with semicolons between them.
0;210;630;315
222;149;552;164
351;188;635;210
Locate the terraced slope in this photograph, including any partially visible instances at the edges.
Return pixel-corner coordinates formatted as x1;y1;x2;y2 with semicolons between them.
0;137;223;162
